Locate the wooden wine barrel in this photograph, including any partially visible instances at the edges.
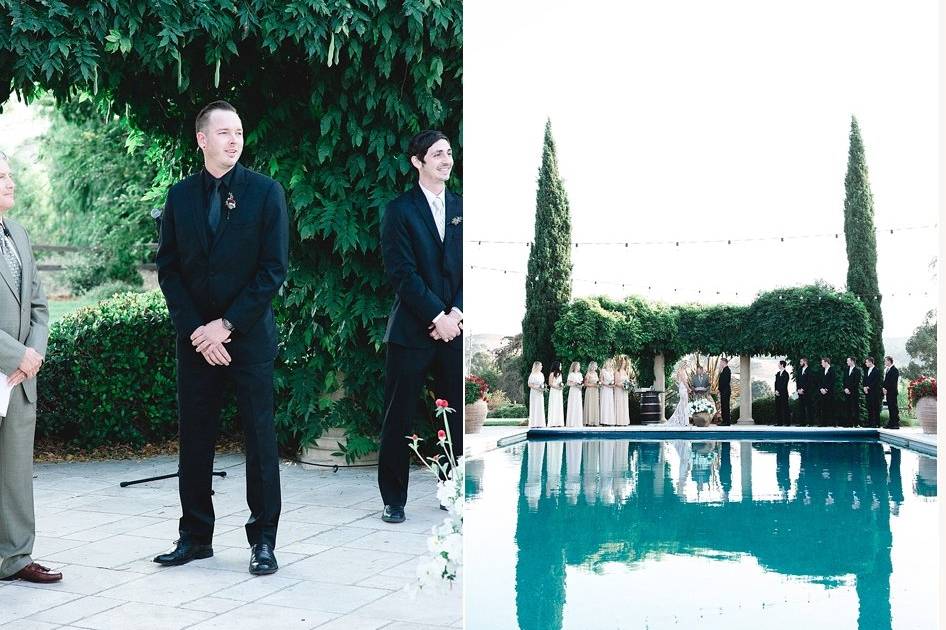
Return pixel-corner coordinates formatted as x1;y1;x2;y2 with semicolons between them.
639;390;663;425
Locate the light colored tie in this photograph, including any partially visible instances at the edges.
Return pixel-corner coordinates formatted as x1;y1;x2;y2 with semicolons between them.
431;197;445;242
0;228;21;295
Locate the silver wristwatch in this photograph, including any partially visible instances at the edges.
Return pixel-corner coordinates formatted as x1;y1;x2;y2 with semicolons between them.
221;318;235;331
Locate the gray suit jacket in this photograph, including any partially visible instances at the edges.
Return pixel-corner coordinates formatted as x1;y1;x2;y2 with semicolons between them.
0;217;48;404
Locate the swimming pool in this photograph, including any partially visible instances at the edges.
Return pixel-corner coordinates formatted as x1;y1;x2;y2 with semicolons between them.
465;438;938;630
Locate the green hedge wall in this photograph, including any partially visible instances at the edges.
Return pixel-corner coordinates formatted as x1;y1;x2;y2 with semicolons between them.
553;283;872;388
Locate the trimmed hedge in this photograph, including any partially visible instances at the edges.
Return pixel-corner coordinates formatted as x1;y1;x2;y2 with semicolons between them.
553;283;872;389
37;291;235;448
490;404;528;419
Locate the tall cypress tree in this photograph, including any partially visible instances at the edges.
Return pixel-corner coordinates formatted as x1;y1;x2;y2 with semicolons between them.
843;116;884;361
521;119;573;386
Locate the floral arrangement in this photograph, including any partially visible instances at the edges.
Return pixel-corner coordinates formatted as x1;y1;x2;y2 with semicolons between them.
687;398;716;416
465;374;489;405
407;399;462;595
907;376;937;409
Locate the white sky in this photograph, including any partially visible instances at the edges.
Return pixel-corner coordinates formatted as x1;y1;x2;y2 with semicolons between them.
463;0;940;338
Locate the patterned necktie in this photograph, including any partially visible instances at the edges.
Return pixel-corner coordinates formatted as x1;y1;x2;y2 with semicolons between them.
0;227;21;295
431;196;445;241
208;179;222;235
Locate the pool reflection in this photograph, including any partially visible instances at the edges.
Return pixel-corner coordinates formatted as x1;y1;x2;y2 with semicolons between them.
511;440;935;630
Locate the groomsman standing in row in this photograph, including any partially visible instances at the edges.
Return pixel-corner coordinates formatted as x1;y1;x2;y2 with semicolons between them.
862;357;882;428
817;358;835;426
842;357;862;428
773;361;790;426
795;357;814;426
883;356;901;430
717;358;732;425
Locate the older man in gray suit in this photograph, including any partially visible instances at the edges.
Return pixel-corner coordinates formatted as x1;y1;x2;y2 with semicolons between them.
0;151;59;583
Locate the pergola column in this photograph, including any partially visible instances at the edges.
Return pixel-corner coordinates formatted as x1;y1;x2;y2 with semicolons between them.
740;441;753;499
654;353;666;420
737;354;753;425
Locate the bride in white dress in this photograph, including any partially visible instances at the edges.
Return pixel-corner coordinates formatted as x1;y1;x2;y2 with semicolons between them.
665;365;691;427
527;361;546;428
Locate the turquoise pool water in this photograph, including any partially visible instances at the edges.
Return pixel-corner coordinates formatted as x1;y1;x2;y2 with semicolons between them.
465;439;938;630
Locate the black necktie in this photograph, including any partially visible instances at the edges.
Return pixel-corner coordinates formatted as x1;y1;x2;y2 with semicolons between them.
208;179;222;234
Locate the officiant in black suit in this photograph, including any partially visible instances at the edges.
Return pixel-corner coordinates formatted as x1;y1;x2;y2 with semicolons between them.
883;356;901;429
154;101;289;575
378;130;462;524
774;361;790;426
795;357;814;426
817;357;835;426
862;357;882;427
717;358;732;425
842;357;862;427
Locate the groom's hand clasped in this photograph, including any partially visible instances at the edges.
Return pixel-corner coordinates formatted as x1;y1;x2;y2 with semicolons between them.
428;311;462;342
191;319;233;366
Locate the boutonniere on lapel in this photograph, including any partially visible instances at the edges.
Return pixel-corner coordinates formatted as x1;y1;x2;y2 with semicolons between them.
225;193;237;220
451;216;462;226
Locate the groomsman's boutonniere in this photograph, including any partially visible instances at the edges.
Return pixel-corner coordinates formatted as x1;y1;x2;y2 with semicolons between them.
451;216;462;226
226;193;237;219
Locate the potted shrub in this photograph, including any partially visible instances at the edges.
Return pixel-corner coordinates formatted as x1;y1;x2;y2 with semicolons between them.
465;375;489;434
908;376;937;434
687;398;716;427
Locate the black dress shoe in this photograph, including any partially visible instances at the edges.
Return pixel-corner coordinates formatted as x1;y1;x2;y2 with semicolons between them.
440;504;448;511
382;505;405;523
153;539;213;566
249;544;278;576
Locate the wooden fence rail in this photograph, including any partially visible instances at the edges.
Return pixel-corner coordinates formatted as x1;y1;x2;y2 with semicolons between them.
34;244;158;272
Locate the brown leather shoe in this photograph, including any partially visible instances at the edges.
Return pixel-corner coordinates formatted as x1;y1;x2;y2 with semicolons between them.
7;563;62;583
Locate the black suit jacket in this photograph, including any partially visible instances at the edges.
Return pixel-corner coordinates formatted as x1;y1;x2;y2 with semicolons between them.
796;365;812;393
717;366;731;392
863;366;881;398
774;370;789;396
381;184;462;349
156;163;289;365
843;366;862;396
819;366;835;396
883;366;900;392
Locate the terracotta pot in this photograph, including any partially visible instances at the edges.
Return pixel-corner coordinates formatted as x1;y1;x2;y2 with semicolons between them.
916;396;937;434
465;399;488;434
299;427;378;467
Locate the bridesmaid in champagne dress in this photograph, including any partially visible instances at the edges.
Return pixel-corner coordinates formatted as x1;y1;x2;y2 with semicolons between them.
614;356;631;426
583;361;600;426
599;358;616;425
565;362;584;427
527;361;546;428
547;361;565;427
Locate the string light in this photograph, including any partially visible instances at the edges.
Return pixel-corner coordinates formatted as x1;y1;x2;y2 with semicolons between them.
465;223;937;248
467;265;934;299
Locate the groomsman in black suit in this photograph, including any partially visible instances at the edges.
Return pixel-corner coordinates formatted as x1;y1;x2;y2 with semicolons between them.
862;357;882;428
154;101;289;575
717;358;732;425
795;357;814;426
378;130;462;524
817;357;835;426
842;357;862;427
773;360;790;426
883;356;901;429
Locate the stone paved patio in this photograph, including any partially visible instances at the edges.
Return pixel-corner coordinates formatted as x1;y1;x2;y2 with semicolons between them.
0;454;461;629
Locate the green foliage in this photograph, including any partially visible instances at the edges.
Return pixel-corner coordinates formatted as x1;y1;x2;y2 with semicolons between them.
843;116;884;361
490;404;528;419
37;291;233;447
732;396;778;424
522;119;572;391
903;309;936;380
752;380;773;400
1;1;462;452
552;284;873;386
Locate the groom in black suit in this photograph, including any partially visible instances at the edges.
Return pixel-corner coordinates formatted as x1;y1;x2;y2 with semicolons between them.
717;358;732;425
378;130;463;523
154;101;289;575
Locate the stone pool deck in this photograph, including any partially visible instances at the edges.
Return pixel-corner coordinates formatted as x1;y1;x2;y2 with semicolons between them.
467;423;937;457
0;454;461;630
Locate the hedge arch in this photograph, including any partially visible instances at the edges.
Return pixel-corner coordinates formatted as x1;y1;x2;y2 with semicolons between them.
552;283;873;422
1;1;462;457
